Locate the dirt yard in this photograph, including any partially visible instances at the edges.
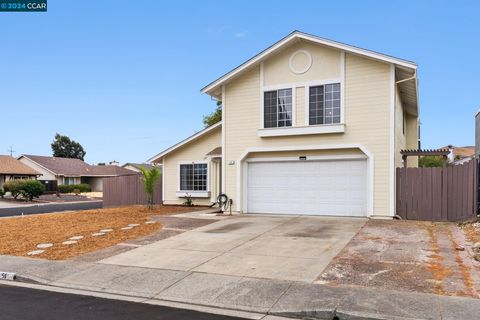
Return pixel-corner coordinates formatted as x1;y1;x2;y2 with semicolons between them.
318;220;480;298
0;205;205;260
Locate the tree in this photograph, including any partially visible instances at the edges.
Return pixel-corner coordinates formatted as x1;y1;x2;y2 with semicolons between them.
51;133;86;160
203;100;222;127
139;167;161;209
419;156;446;168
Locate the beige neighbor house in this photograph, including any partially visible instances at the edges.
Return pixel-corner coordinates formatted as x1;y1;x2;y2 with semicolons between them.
18;155;138;192
149;31;420;218
0;155;40;188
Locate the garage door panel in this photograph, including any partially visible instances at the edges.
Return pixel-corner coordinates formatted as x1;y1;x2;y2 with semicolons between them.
246;159;367;216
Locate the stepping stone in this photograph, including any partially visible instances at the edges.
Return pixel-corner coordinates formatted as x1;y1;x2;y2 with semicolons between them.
92;232;105;237
36;243;53;249
128;224;140;227
69;236;84;240
145;221;156;224
27;250;44;256
100;229;113;233
62;240;77;245
121;226;133;230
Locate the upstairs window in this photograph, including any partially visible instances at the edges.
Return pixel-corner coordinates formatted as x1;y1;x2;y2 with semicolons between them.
264;88;293;128
180;163;207;191
309;83;341;125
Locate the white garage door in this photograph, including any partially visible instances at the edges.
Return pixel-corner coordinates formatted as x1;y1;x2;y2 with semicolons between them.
246;159;367;216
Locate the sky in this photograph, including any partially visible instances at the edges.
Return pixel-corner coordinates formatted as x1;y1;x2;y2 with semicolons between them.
1;0;479;164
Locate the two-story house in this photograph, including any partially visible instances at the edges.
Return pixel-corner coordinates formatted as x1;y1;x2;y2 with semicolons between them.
148;31;419;218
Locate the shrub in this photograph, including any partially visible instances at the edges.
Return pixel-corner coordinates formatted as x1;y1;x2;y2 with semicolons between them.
0;188;4;198
3;179;45;201
419;156;446;168
3;180;24;198
76;183;91;193
21;180;46;200
58;183;91;194
58;184;74;193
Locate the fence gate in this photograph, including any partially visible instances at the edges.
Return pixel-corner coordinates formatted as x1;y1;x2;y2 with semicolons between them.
396;159;478;221
103;175;162;208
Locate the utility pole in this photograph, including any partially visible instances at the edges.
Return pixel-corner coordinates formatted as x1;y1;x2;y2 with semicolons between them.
7;146;15;157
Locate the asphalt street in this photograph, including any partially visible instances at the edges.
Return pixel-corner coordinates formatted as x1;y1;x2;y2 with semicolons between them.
0;201;102;217
0;284;246;320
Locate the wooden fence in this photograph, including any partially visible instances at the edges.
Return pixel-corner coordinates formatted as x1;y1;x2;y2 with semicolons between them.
103;175;162;208
396;159;477;221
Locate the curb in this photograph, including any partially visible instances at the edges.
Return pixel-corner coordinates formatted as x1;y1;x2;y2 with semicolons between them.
0;280;267;320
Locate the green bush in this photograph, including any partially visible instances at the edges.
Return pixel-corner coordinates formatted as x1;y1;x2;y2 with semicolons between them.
76;183;91;193
58;183;91;194
3;180;24;198
3;180;45;201
58;184;74;193
0;187;4;198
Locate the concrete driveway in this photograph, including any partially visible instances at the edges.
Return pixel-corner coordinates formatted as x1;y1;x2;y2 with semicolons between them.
100;214;366;282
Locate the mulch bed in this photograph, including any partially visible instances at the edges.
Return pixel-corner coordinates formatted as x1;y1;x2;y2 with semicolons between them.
0;205;206;260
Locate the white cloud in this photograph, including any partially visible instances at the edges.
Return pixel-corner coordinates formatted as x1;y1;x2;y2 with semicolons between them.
234;31;247;38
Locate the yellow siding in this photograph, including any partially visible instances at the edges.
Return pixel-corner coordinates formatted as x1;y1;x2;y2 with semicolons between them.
394;86;406;168
264;42;340;86
295;86;305;126
162;127;221;206
405;114;419;167
224;52;392;216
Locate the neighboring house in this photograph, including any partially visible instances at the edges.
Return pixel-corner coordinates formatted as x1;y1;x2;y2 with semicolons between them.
148;31;420;218
122;163;159;173
0;155;40;188
444;145;475;165
18;155;138;191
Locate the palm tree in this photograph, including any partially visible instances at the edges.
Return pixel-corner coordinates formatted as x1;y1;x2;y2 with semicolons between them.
139;167;161;209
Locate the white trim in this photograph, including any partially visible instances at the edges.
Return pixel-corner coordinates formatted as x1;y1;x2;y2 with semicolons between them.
304;77;344;127
340;51;345;124
147;121;222;163
17;156;58;176
259;62;264;129
389;64;395;217
261;86;296;130
176;160;210;196
263;79;341;92
235;144;375;217
201;31;417;95
175;191;210;198
288;50;312;74
257;124;344;137
221;85;226;193
246;154;367;163
161;158;165;203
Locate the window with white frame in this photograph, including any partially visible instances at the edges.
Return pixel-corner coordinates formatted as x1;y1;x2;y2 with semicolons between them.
64;177;75;185
264;88;293;128
309;83;341;125
179;163;208;191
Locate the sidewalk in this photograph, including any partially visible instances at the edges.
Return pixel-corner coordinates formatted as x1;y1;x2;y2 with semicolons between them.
1;255;479;320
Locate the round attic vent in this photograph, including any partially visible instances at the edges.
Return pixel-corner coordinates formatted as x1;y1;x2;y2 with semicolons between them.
288;50;312;74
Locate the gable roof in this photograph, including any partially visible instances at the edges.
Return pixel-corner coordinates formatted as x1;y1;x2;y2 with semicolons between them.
19;155;137;177
147;121;222;163
201;30;417;98
206;146;222;157
88;165;139;176
442;146;476;158
0;155;40;175
122;163;158;171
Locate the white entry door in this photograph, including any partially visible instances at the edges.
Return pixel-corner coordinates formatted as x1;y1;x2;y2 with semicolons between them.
246;159;367;216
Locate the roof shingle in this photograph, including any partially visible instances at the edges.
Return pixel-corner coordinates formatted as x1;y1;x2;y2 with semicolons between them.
0;155;40;175
21;155;137;177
